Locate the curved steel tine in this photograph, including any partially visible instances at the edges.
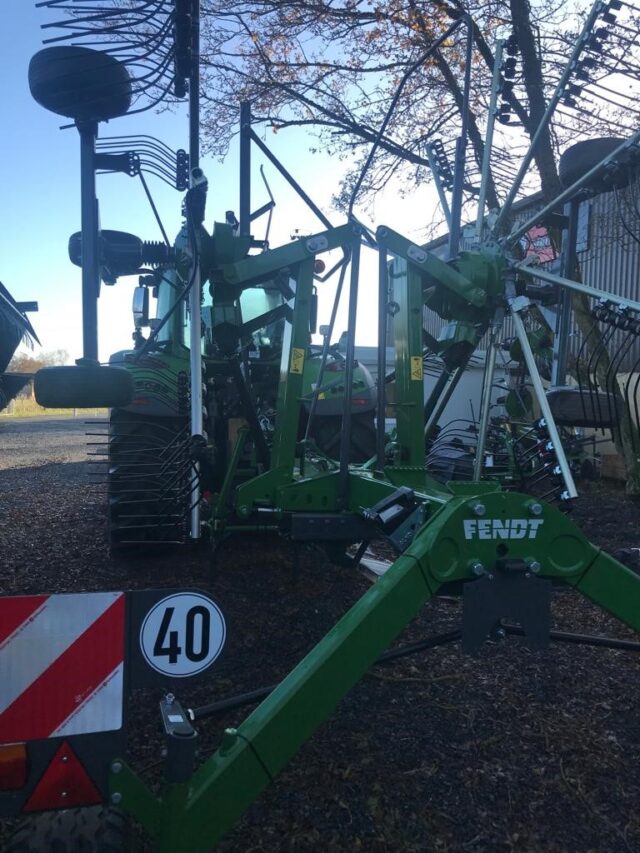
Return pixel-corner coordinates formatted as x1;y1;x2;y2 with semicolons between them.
37;0;178;115
587;307;613;433
630;346;640;449
607;311;637;443
596;307;621;434
99;134;177;156
603;309;623;440
576;310;599;426
99;139;177;171
620;315;640;452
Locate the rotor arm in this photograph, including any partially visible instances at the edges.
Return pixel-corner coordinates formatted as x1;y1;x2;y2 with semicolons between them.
376;225;487;308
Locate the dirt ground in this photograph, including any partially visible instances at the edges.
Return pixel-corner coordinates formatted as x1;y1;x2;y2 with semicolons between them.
1;418;639;852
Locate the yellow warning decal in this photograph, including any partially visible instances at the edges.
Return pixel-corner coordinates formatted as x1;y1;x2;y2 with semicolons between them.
290;347;305;374
410;356;423;381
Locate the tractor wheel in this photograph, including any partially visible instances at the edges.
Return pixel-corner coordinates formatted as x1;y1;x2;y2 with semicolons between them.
108;408;190;548
6;807;132;852
323;542;357;567
34;365;132;409
311;411;377;463
558;136;628;192
29;46;132;122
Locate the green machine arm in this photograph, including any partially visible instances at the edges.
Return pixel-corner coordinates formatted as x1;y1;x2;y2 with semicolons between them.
110;483;640;852
375;226;503;472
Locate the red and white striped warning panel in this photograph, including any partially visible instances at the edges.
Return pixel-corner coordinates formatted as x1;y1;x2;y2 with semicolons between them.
0;592;125;743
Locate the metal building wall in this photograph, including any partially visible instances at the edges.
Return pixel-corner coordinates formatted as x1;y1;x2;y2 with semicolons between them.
576;186;640;370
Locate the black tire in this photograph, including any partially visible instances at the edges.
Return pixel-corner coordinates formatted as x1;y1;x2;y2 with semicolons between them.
6;807;131;853
350;413;378;462
34;366;132;409
546;386;622;428
558;136;628;192
310;412;377;463
108;409;190;548
323;542;357;567
29;47;132;122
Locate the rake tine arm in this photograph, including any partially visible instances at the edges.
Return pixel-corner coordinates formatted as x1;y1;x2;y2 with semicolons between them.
513;262;640;314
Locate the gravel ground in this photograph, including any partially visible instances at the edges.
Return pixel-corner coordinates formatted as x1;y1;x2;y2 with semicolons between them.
0;416;96;471
1;419;640;852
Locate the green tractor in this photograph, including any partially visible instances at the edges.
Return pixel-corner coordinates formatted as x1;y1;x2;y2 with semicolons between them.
27;39;377;550
97;219;376;546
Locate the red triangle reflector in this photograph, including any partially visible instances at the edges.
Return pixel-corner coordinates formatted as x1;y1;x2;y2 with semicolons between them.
23;741;102;812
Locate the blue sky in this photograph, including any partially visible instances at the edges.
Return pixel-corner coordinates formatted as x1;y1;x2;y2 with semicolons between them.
2;4;438;363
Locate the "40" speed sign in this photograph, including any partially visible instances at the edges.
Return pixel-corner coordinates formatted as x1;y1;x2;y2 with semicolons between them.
139;592;226;677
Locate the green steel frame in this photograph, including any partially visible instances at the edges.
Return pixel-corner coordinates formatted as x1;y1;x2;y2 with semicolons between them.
110;485;640;852
106;225;640;852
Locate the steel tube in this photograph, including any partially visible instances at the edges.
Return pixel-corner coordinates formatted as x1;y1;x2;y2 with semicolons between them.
423;368;452;422
515;261;640;314
189;0;200;170
78;121;100;362
473;334;499;481
509;301;578;498
501;622;640;652
189;628;462;722
425;144;452;229
475;40;503;243
424;359;470;440
239;101;251;235
552;200;579;386
338;241;361;506
189;258;202;539
376;245;389;472
188;1;202;540
448;16;473;258
494;0;612;234
249;130;334;231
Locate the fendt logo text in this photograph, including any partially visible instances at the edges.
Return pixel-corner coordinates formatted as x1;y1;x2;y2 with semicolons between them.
463;519;544;540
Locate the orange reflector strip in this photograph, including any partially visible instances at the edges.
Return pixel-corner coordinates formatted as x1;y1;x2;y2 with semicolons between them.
23;741;102;812
0;743;27;791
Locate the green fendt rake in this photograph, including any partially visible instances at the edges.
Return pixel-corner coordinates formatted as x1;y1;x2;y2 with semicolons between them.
3;1;640;850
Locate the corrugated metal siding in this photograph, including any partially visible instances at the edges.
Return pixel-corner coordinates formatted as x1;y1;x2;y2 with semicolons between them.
576;187;640;369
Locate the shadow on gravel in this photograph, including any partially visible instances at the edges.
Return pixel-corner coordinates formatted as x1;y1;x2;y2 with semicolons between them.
0;459;88;484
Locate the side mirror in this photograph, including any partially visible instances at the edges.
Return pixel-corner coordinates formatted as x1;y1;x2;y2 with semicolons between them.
133;286;150;328
34;366;133;409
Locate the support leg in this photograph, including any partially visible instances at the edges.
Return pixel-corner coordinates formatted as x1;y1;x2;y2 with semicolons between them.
509;302;577;498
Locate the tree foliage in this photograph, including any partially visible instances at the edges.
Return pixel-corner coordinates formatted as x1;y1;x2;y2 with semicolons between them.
198;0;640;221
8;350;69;374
